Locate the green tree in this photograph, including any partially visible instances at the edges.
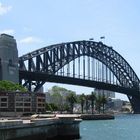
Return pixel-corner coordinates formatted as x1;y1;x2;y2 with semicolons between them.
85;95;90;114
101;94;107;113
0;80;27;92
66;93;77;114
51;92;63;112
79;93;85;114
49;103;59;111
51;86;67;94
96;94;102;114
49;86;77;113
45;103;53;111
63;103;70;112
90;92;96;114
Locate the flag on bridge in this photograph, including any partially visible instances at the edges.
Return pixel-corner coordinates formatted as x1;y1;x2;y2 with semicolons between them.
100;36;105;39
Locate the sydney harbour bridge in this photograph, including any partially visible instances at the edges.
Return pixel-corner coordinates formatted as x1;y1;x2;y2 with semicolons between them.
18;40;140;113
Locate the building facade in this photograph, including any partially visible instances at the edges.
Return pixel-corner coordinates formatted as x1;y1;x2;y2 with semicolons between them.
0;91;45;116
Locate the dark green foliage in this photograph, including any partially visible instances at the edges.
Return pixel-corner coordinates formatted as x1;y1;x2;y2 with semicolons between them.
45;103;53;111
96;94;102;114
47;86;76;113
85;95;90;113
101;94;107;113
66;93;77;114
51;86;67;93
0;80;27;92
96;94;107;114
79;93;85;114
45;103;59;111
90;92;96;114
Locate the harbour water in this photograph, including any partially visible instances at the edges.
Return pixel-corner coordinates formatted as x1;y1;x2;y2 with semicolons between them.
80;114;140;140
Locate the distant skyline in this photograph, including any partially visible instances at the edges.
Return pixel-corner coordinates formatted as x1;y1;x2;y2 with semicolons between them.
1;0;140;100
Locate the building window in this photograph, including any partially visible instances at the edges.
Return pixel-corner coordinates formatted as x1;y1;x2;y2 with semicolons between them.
38;98;42;102
1;103;7;107
16;98;23;102
38;104;42;107
16;103;23;106
24;108;31;112
16;108;23;112
1;98;7;102
9;59;12;66
24;103;31;106
38;109;44;112
24;98;31;102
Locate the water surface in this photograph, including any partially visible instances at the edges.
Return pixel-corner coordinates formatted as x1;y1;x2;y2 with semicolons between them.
80;114;140;140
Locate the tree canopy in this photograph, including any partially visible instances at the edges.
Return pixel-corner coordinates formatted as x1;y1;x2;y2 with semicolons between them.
0;80;27;92
66;93;77;114
46;86;76;113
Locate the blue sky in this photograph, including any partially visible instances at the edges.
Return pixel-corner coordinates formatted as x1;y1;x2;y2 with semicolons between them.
0;0;140;100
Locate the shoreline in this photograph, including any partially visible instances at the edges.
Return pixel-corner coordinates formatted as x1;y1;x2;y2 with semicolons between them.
0;115;82;140
80;114;115;120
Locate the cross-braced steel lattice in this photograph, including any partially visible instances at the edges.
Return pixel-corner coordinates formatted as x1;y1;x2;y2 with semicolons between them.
19;40;140;113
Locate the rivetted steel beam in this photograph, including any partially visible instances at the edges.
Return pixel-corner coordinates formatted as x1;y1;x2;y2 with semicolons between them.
19;70;140;97
19;40;140;93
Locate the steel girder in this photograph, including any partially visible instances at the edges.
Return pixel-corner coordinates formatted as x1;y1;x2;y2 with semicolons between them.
19;40;140;92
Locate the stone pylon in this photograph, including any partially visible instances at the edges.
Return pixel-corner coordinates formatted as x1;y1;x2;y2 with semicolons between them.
0;34;19;83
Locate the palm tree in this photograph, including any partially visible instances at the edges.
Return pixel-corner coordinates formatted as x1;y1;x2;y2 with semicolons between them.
79;93;85;114
66;93;77;114
96;95;102;114
85;95;90;114
90;92;96;114
101;94;107;113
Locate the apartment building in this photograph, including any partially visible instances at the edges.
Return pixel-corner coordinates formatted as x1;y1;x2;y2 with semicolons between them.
0;91;45;116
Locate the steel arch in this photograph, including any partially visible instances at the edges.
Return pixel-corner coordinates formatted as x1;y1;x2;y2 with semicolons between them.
19;40;140;90
19;40;140;113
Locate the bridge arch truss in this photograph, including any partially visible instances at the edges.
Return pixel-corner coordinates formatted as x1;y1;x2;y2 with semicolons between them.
19;41;140;91
19;40;140;113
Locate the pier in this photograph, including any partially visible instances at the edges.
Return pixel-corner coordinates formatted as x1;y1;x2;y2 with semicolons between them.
80;114;115;120
0;115;81;140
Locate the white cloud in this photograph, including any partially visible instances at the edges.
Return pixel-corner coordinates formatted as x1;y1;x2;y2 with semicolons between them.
0;29;15;35
19;36;43;44
0;2;12;16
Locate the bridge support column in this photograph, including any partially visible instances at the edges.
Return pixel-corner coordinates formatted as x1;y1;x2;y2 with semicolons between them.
128;95;140;114
0;34;19;83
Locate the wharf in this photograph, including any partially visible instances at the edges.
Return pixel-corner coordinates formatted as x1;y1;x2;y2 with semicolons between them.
0;114;82;140
80;114;115;120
